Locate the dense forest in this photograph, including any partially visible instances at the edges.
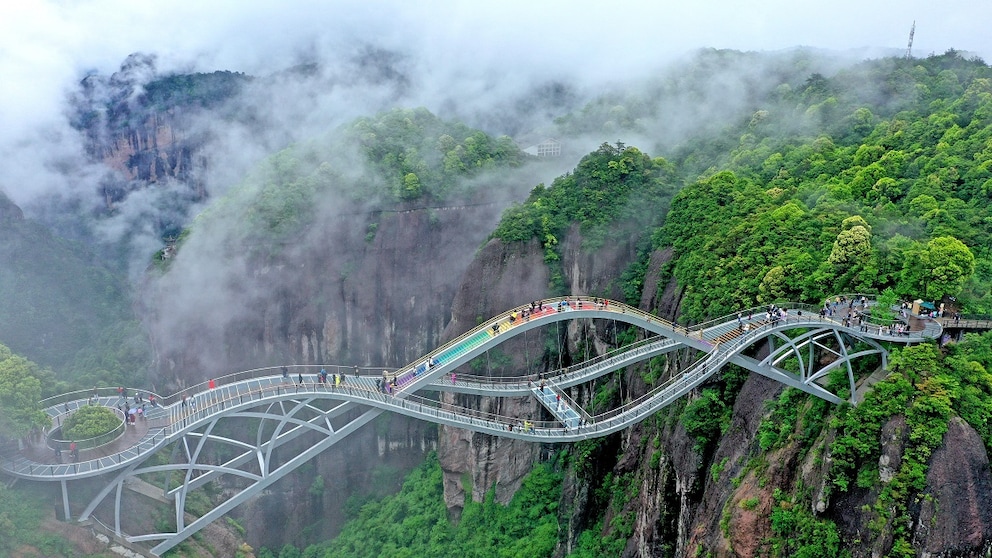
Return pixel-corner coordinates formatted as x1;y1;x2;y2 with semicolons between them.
1;48;991;557
259;51;992;557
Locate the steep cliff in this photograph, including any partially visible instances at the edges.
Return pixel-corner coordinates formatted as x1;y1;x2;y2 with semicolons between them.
435;230;992;557
132;106;538;548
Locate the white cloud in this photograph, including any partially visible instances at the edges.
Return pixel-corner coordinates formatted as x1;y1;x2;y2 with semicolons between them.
0;0;988;213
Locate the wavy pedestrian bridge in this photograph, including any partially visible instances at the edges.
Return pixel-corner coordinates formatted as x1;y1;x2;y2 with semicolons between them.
1;296;939;556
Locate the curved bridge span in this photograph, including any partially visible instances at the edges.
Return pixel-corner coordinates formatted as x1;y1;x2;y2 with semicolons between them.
1;296;937;555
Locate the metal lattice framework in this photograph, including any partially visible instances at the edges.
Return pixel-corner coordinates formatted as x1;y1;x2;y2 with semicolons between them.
1;296;939;556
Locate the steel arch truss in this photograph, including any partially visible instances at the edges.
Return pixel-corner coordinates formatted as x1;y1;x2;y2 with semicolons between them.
78;396;378;556
749;325;886;403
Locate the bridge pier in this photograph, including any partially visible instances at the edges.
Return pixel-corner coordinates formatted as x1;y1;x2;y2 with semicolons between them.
60;479;70;521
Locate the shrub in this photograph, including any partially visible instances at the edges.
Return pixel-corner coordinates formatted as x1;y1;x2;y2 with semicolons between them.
61;405;119;440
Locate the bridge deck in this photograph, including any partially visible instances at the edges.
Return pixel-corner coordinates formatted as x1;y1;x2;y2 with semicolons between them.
3;295;939;482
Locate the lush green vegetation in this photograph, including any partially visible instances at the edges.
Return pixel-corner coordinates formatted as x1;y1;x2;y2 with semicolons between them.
61;404;120;441
0;343;51;438
171;108;527;263
260;453;562;558
349;107;525;200
143;70;251;111
0;193;148;388
656;53;992;321
480;50;992;556
768;490;849;558
0;483;78;557
493;142;677;295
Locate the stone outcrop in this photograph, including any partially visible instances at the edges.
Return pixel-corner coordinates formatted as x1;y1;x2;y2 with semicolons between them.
97;112;198;187
914;417;992;557
437;237;549;512
437;237;992;558
142;195;525;549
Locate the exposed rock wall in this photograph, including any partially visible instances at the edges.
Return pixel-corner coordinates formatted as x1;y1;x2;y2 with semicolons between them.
437;237;549;513
143;198;519;549
439;237;992;558
914;417;992;557
99;112;197;186
436;224;642;512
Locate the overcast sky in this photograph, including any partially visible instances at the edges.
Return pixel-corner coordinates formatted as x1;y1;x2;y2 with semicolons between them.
0;0;988;209
2;0;988;134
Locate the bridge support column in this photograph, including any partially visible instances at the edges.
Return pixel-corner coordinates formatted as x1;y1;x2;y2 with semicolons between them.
60;479;70;521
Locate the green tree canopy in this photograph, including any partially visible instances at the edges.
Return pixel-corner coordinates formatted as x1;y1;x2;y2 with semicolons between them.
0;344;49;438
61;405;120;441
920;235;976;299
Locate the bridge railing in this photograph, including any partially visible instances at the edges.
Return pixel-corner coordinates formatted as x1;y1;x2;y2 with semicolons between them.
580;315;789;429
39;387;165;416
688;302;820;333
453;334;672;386
11;295;945;479
152;364;403;409
47;407;128;451
542;377;592;422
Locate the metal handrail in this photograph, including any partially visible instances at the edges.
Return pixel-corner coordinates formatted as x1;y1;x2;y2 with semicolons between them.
48;408;128;451
453;334;671;385
6;297;943;479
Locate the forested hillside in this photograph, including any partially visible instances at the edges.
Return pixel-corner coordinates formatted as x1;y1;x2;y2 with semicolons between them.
266;51;992;558
0;191;149;390
2;47;991;558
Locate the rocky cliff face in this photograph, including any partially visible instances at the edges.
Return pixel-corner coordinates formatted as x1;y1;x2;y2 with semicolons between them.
435;223;642;512
436;235;992;557
97;111;199;188
437;237;550;513
142;195;525;548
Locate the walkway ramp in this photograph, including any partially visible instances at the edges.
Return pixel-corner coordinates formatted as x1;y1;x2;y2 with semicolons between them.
530;381;584;430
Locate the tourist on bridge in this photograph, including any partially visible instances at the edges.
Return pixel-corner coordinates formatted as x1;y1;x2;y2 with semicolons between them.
282;366;289;380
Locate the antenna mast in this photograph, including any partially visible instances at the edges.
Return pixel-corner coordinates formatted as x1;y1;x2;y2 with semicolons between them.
906;21;915;59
